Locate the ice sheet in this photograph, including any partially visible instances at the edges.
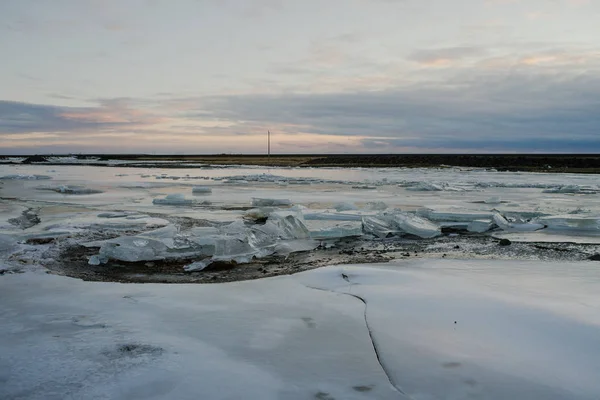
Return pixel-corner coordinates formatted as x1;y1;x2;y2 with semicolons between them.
3;260;600;399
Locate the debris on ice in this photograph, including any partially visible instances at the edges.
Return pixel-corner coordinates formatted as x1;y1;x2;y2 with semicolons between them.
244;207;276;222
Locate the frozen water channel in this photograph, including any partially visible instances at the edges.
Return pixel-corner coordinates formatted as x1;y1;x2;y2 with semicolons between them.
1;163;600;399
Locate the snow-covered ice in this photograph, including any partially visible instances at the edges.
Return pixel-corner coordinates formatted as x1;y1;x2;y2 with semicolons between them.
2;260;600;399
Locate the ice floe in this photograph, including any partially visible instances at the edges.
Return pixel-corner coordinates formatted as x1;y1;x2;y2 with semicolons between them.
152;193;194;206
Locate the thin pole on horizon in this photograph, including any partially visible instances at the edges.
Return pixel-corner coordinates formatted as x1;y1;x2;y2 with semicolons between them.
268;130;271;159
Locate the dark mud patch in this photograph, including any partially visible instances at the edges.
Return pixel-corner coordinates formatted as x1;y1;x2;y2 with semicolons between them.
8;208;40;229
102;343;164;360
42;234;600;284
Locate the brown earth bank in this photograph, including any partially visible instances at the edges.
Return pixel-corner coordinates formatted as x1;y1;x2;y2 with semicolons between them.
2;154;600;172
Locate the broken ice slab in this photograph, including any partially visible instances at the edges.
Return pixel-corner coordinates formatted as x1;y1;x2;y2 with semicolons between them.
405;182;444;191
362;216;398;238
251;198;292;207
273;239;319;255
304;220;363;240
183;259;211;272
493;213;545;232
404;181;465;192
98;236;169;263
303;211;377;221
152;193;194;206
0;174;52;180
467;219;494;233
261;211;310;240
37;185;103;195
542;185;598;194
390;213;442;239
537;215;600;232
418;208;496;222
192;186;212;194
0;233;17;254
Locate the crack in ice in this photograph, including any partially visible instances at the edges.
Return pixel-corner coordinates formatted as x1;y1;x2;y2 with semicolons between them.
304;281;413;399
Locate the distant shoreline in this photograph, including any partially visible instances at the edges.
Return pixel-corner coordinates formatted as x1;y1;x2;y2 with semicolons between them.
2;154;600;173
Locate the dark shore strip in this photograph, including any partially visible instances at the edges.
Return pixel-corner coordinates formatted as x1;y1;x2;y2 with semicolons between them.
2;154;600;173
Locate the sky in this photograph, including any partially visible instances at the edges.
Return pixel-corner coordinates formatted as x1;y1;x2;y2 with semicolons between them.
1;0;599;154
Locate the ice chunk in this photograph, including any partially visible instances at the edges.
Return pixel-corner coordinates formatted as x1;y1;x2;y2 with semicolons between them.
305;220;363;239
468;219;494;233
310;224;363;239
273;239;319;255
88;254;108;265
184;259;211;271
542;185;597;194
263;212;310;240
251;198;292;207
98;236;169;262
0;234;17;254
304;212;366;221
419;208;496;222
391;213;441;239
38;185;103;194
362;216;397;238
405;182;444;191
153;193;194;206
192;186;212;194
493;213;546;232
538;215;600;232
212;237;261;263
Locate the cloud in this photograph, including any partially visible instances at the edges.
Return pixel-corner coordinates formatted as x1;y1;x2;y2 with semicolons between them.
0;99;162;134
189;68;600;152
3;49;600;153
409;46;488;66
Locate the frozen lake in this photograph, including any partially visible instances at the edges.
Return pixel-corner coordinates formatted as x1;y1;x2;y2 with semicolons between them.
1;163;600;399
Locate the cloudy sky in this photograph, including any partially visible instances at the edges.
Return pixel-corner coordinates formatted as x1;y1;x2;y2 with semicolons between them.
1;0;599;154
